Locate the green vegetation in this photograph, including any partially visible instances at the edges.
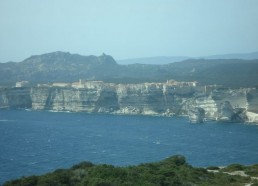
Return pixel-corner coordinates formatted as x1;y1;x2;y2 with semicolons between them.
4;155;257;186
221;163;258;177
221;164;245;172
245;164;258;177
206;166;220;171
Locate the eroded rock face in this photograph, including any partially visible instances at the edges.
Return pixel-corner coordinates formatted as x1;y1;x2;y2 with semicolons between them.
0;85;257;123
218;101;235;121
247;89;258;113
30;86;119;112
0;88;31;109
217;101;248;122
233;108;248;122
116;84;166;115
191;96;218;120
188;107;205;123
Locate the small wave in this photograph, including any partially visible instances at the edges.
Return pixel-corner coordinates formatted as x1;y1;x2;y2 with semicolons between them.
110;153;118;156
0;120;13;122
48;110;59;113
29;161;40;165
21;154;36;157
153;141;161;145
48;110;71;113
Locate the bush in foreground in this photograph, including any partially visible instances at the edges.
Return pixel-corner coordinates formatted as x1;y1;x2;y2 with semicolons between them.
3;155;252;186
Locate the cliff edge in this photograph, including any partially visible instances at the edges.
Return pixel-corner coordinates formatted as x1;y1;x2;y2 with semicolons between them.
1;82;258;123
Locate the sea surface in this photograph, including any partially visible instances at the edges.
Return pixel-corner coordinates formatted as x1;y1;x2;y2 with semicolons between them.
1;110;258;184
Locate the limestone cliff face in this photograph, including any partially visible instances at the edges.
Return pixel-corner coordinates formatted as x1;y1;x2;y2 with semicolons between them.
116;84;166;115
188;107;205;123
218;101;235;121
31;86;118;112
1;85;258;123
247;89;258;113
0;88;31;109
190;96;218;120
246;89;258;123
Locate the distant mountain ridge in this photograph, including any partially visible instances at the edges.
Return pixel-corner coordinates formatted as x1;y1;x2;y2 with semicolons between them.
117;56;189;65
0;51;258;87
201;51;258;60
117;51;258;65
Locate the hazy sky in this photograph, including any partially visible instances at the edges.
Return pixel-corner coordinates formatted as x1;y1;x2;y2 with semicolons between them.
0;0;258;62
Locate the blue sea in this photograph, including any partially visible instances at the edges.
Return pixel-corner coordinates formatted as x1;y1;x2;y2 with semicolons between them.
1;110;258;184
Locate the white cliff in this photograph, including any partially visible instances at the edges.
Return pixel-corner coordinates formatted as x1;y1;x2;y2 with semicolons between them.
1;83;258;124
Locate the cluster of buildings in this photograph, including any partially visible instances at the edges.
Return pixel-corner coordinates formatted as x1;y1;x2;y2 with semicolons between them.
166;79;198;87
36;79;105;89
15;79;199;89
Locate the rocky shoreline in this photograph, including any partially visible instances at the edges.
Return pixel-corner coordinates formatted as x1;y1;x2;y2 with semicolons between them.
0;82;258;123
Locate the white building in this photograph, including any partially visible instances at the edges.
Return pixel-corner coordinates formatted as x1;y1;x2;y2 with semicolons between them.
71;79;85;89
52;82;71;87
15;81;29;87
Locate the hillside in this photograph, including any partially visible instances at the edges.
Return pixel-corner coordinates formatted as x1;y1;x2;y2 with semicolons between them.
117;56;189;65
1;52;258;87
3;155;257;186
0;52;119;84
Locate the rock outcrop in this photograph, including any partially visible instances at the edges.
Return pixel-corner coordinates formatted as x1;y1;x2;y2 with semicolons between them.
218;101;235;121
0;84;258;124
188;107;205;123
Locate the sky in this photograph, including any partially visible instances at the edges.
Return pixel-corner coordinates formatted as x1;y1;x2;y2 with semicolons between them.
0;0;258;62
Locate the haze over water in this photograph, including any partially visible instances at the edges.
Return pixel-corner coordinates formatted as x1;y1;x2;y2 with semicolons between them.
1;110;258;184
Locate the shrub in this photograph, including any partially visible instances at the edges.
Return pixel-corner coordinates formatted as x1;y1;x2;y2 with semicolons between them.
71;161;94;170
206;166;220;170
221;164;245;172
